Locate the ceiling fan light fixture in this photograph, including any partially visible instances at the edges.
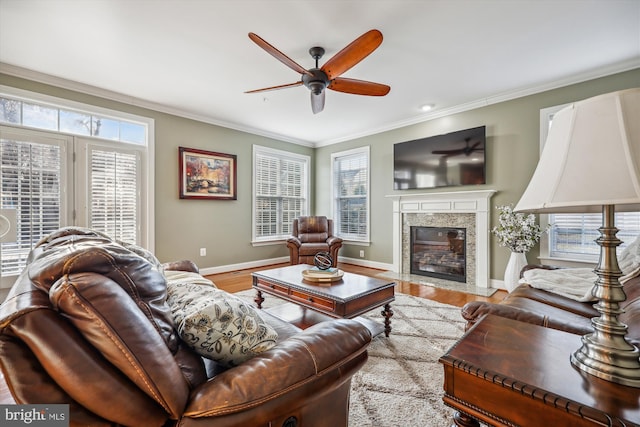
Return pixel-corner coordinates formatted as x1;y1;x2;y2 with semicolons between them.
308;81;326;95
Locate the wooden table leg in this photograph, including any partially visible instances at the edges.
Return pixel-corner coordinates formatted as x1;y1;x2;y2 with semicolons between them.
254;289;264;309
452;411;480;427
381;303;393;337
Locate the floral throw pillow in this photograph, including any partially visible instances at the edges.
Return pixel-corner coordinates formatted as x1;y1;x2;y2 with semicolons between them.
166;281;278;367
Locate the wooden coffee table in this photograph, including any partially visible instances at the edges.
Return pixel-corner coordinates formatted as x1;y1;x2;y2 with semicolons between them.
252;264;396;336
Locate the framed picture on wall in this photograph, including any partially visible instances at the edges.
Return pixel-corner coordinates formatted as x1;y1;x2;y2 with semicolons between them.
179;147;237;200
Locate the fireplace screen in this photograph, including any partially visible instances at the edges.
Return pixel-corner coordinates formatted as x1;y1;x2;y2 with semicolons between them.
410;226;466;283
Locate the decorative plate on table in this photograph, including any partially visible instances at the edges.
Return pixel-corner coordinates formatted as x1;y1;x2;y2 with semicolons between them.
302;268;344;283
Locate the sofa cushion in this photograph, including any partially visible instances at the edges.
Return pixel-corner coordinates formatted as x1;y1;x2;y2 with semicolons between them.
166;281;278;368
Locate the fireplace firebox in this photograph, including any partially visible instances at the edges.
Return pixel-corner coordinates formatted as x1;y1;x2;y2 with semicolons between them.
410;226;466;283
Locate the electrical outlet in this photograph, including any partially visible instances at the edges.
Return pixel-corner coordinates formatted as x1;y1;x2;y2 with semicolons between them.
359;250;365;258
199;248;206;256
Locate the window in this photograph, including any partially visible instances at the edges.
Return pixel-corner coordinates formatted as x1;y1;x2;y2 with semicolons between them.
0;86;153;287
0;95;146;144
75;140;143;245
331;146;369;242
252;145;309;243
539;105;639;262
0;129;70;283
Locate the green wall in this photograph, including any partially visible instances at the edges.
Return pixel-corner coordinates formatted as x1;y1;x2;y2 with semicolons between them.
1;68;638;281
315;68;640;279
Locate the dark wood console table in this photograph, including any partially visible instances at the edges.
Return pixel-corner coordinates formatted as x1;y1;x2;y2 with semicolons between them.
439;314;640;427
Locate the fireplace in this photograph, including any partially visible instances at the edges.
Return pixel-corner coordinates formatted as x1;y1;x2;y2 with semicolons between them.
388;190;496;288
410;226;466;282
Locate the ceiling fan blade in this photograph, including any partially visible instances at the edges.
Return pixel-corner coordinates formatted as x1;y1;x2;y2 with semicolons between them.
311;90;325;114
328;77;390;96
245;81;303;94
248;32;313;76
321;29;383;80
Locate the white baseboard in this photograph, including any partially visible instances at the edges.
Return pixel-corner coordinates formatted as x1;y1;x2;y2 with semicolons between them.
198;256;289;276
490;278;506;291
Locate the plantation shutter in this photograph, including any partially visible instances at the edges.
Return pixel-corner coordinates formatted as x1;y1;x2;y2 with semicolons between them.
88;147;139;244
280;157;303;236
255;153;278;238
0;128;69;286
550;212;640;258
333;148;369;241
254;147;308;241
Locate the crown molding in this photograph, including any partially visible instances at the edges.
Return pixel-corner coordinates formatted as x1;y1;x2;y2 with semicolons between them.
2;59;638;148
0;62;314;147
314;58;640;147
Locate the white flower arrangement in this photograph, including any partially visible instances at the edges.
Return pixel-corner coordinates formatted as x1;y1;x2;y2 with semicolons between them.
491;205;545;253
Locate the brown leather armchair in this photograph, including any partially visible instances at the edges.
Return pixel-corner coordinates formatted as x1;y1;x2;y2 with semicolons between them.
0;227;371;426
286;216;343;268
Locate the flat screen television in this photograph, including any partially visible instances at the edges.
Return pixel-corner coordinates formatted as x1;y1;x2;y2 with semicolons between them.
393;126;486;190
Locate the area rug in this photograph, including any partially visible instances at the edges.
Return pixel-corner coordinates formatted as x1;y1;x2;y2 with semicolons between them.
234;290;467;426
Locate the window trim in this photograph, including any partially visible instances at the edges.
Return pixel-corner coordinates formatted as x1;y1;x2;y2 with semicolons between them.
0;85;155;251
331;146;370;244
251;145;310;245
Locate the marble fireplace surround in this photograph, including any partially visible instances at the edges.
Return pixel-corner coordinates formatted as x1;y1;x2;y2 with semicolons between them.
387;190;496;292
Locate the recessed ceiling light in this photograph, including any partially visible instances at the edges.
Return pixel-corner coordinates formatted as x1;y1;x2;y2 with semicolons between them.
420;104;434;112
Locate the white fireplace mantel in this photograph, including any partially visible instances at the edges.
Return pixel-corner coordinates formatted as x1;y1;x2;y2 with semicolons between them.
386;190;497;288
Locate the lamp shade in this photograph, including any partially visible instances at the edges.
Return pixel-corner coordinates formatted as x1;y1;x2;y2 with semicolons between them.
515;88;640;214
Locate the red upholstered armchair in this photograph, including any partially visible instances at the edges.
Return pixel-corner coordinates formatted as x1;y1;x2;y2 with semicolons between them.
287;216;342;267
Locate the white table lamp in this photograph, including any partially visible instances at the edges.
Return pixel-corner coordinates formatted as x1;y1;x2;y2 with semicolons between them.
515;88;640;387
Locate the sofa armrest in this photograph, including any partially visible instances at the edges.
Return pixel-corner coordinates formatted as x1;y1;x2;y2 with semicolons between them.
461;301;594;335
286;236;301;248
182;319;371;419
162;260;199;273
326;236;343;246
461;301;554;331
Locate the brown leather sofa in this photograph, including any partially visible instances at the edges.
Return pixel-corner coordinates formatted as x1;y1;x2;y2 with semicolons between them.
0;227;371;427
286;216;342;267
461;264;640;346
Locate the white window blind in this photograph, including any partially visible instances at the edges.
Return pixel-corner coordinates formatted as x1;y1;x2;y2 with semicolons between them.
89;148;139;244
332;147;369;242
253;146;309;241
0;135;66;278
550;212;640;259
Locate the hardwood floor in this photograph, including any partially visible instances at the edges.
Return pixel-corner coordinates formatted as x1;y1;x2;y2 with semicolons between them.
205;262;507;307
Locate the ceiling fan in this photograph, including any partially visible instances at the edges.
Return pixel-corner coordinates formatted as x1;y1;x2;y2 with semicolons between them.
245;29;390;114
432;138;485;157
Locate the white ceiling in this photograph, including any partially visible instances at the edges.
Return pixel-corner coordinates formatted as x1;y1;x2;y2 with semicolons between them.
1;0;639;147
